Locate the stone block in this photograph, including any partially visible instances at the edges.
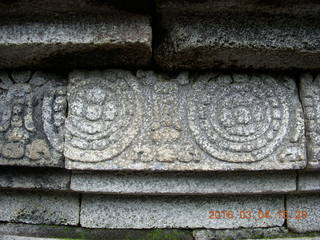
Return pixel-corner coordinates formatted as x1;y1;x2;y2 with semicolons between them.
0;223;193;240
65;71;306;171
287;194;320;233
0;191;79;226
80;195;284;229
0;14;151;69
193;227;289;240
0;167;70;191
71;171;296;195
298;171;320;192
300;74;320;169
155;11;320;71
0;71;66;167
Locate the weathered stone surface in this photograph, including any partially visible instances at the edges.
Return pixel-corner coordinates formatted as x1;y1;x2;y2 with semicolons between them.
0;15;151;69
0;236;61;240
298;171;320;192
155;12;320;71
65;71;306;171
156;0;320;16
80;195;284;229
0;167;70;191
300;74;320;169
0;0;152;16
0;71;66;167
0;191;79;226
71;171;296;195
193;227;290;240
0;224;193;240
287;194;320;233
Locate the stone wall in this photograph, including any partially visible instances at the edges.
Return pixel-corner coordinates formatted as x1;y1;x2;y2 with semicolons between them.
0;1;320;239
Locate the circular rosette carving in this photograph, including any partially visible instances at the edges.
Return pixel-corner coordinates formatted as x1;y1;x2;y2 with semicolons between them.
188;74;289;163
65;73;143;162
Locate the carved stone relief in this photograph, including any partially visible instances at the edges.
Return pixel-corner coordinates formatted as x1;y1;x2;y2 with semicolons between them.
64;70;144;163
300;74;320;169
65;71;306;171
0;71;66;167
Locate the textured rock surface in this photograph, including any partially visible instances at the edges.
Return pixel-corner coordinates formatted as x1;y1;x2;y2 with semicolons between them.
0;223;193;240
0;236;61;240
287;194;320;233
298;171;320;192
155;12;320;71
65;71;306;171
0;14;151;69
300;74;320;169
0;167;70;191
193;227;289;240
71;171;296;195
0;71;66;167
80;195;284;229
0;191;79;225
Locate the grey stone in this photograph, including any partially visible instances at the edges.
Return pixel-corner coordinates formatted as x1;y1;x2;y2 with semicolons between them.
193;227;289;240
0;71;66;167
0;14;151;69
0;224;193;240
0;0;151;16
287;194;320;233
0;167;70;191
71;171;296;195
0;191;79;226
155;12;320;71
65;71;306;171
300;74;320;169
80;195;284;229
298;171;320;192
0;236;61;240
156;0;320;16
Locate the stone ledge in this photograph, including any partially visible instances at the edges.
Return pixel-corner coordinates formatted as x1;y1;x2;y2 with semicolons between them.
298;172;320;192
0;15;151;69
287;194;320;233
0;191;80;226
80;194;284;229
0;223;193;240
0;167;70;191
155;12;320;71
71;171;297;195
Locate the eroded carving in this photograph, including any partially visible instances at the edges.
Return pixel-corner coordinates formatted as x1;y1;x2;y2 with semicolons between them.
64;70;143;162
300;74;320;168
132;77;200;163
0;71;66;166
188;74;305;164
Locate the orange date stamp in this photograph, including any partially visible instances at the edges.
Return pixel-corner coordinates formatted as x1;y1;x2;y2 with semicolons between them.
209;209;308;220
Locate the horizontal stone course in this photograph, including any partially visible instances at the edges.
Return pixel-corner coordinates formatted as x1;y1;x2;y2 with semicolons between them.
0;167;70;191
287;194;320;233
80;195;284;229
0;223;193;240
65;70;306;171
0;14;151;69
0;191;79;226
298;171;320;192
71;171;297;195
155;11;320;71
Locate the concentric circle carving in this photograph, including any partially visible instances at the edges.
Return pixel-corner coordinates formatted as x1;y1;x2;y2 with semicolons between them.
188;75;289;163
65;72;143;162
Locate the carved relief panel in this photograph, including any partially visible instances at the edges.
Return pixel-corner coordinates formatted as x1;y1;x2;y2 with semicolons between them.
0;71;66;167
65;71;306;171
300;74;320;169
